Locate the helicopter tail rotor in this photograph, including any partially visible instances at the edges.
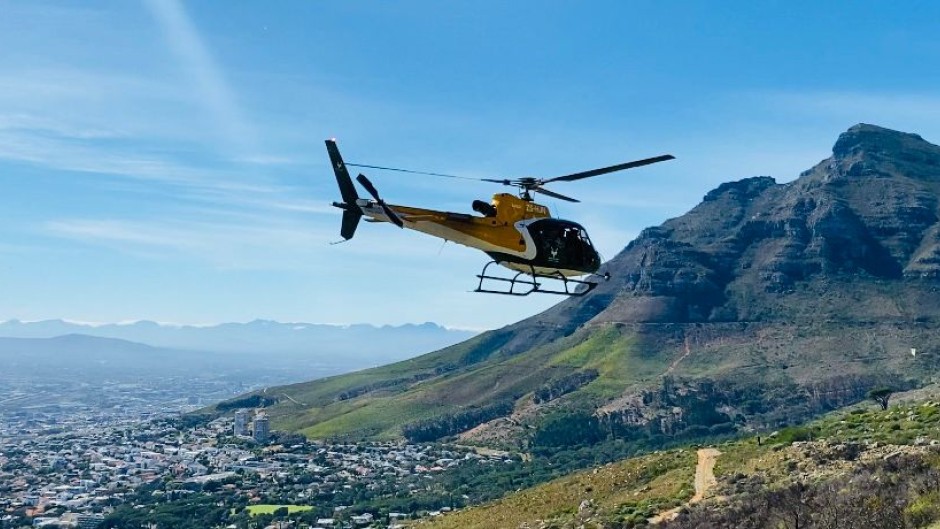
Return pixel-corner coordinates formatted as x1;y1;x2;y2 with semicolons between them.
356;174;404;228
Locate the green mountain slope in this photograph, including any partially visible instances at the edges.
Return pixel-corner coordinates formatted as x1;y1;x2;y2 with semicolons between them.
412;392;940;529
214;124;940;444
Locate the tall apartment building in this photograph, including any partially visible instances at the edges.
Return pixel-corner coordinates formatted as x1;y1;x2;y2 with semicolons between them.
252;412;270;443
234;410;249;436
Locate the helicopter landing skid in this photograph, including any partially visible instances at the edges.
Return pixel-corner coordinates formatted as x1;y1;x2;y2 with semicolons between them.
474;261;599;297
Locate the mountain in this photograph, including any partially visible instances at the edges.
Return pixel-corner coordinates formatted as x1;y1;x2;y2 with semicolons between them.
0;319;476;370
0;334;217;376
212;124;940;444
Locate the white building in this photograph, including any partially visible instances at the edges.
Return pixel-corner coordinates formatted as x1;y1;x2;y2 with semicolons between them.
233;410;249;437
252;413;270;443
351;513;374;525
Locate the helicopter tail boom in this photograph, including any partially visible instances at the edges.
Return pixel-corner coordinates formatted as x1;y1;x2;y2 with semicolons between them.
326;139;363;240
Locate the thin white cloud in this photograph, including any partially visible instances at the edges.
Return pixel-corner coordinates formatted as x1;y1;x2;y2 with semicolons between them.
0;6;308;230
46;219;193;249
0;127;239;189
41;211;456;270
0;119;324;215
0;69;190;132
143;0;257;154
0;113;125;140
44;217;331;269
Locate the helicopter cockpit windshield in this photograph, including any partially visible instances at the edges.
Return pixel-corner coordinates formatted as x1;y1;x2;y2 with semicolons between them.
529;219;600;271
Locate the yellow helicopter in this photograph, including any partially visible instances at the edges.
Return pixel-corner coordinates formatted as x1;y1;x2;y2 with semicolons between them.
327;139;674;296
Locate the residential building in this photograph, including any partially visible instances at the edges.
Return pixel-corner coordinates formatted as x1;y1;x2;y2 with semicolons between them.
234;410;249;436
252;412;270;443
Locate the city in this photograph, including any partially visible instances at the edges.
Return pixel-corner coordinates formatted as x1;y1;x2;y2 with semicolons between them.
1;398;515;529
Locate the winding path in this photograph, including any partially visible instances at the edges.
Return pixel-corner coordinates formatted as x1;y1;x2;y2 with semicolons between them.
649;448;721;524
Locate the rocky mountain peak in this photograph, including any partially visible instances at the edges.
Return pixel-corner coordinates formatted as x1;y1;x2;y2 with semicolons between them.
826;124;940;182
833;123;929;159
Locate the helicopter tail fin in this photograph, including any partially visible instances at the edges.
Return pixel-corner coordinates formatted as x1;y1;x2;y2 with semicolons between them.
326;139;362;240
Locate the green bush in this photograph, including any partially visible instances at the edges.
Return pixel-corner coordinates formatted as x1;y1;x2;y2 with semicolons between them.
774;426;814;444
905;491;940;527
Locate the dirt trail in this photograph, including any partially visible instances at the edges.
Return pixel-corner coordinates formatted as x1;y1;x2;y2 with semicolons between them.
663;337;693;376
649;447;721;524
691;448;720;501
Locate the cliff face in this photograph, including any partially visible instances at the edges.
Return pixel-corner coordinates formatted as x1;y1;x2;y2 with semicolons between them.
564;124;940;326
221;125;940;443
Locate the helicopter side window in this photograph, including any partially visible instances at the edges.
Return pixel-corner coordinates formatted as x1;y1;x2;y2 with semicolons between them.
562;227;594;265
577;228;593;245
563;228;583;262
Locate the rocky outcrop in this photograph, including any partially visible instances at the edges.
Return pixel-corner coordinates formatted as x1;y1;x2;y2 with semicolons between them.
560;124;940;326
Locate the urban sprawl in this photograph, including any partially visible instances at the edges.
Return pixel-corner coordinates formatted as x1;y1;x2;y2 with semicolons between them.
1;401;513;529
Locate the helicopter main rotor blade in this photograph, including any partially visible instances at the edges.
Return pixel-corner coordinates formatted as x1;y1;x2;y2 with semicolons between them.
356;173;404;228
534;187;580;203
347;163;483;181
543;154;675;184
345;153;675;196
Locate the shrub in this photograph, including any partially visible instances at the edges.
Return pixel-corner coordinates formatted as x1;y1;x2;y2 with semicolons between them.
774;426;814;444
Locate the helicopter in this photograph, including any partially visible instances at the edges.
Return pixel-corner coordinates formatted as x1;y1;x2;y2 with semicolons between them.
327;139;674;296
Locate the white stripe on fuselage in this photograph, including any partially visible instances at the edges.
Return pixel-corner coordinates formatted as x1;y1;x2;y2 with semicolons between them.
359;203;539;260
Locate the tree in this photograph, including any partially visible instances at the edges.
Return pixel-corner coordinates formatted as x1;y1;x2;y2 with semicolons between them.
867;388;893;411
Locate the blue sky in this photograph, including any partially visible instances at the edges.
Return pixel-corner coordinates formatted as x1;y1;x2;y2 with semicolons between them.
1;1;939;330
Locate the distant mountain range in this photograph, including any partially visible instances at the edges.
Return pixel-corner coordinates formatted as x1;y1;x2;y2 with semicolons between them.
0;319;477;376
0;334;213;376
213;124;940;444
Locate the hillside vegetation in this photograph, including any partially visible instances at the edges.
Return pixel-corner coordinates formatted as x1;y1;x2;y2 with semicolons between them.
414;392;940;529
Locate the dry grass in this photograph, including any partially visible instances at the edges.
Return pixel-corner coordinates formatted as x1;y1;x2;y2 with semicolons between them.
410;449;696;529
